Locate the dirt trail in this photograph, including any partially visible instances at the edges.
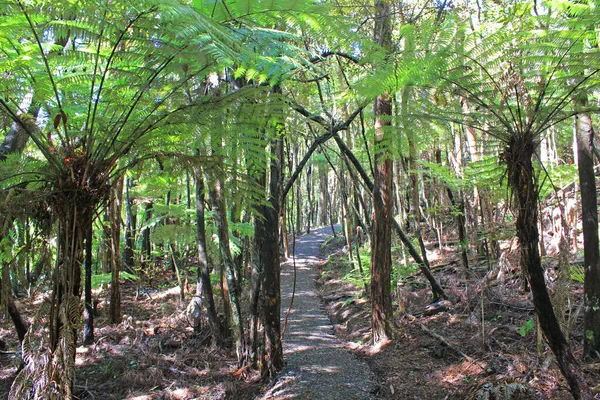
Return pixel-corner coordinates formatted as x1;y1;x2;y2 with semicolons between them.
261;226;375;400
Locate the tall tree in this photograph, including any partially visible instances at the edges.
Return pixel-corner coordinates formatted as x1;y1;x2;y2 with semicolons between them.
0;1;255;396
437;12;597;397
554;0;600;360
575;95;600;358
370;0;394;344
208;157;246;364
188;164;219;338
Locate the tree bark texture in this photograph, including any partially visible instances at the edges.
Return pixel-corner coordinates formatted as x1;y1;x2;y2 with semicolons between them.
575;109;600;359
192;167;219;337
371;0;394;344
249;163;268;366
208;172;246;364
258;133;284;377
109;179;123;324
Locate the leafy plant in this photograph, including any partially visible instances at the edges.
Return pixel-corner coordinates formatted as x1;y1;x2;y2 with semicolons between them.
570;265;585;283
520;318;535;337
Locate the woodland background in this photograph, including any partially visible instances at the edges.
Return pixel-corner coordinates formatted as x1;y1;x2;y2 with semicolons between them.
0;0;599;399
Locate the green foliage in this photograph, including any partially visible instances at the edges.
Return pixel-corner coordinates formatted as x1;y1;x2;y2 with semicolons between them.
332;245;370;291
426;8;600;165
464;155;508;203
151;224;196;248
538;163;578;199
519;318;535;337
422;160;465;192
91;271;139;289
570;265;585;283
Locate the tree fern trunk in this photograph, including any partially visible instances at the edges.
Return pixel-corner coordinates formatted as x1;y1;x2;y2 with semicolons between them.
47;197;95;398
506;136;592;400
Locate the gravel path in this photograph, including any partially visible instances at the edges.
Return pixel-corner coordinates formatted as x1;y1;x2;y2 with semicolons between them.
261;226;375;400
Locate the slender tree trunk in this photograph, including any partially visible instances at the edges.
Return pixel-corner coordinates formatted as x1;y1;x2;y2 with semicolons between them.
123;177;135;272
306;165;313;233
141;201;153;266
447;188;469;269
505;136;592;400
575;106;600;359
1;264;28;343
318;164;329;225
109;179;123;324
189;167;219;337
208;171;246;364
295;177;302;234
371;0;394;344
281;204;290;259
83;225;94;345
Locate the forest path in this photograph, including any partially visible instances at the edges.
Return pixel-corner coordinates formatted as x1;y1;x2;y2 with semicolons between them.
260;225;376;400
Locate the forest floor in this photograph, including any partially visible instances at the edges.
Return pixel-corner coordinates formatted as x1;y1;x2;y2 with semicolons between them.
0;276;266;399
316;232;600;400
0;225;599;399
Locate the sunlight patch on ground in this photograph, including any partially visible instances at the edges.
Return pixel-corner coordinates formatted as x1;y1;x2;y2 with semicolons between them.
151;285;181;300
285;343;315;353
441;359;486;385
299;364;341;374
166;387;193;399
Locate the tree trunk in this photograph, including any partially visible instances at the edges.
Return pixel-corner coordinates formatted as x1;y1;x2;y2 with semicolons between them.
47;200;95;398
208;171;246;364
0;113;37;162
281;204;290;259
334;133;446;299
306;165;313;233
83;225;94;345
109;179;123;324
505;136;592;400
447;188;469;269
259;131;284;377
318;164;329;225
141;200;153;266
1;263;28;343
575;107;600;359
371;0;394;344
123;177;135;273
190;167;219;337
